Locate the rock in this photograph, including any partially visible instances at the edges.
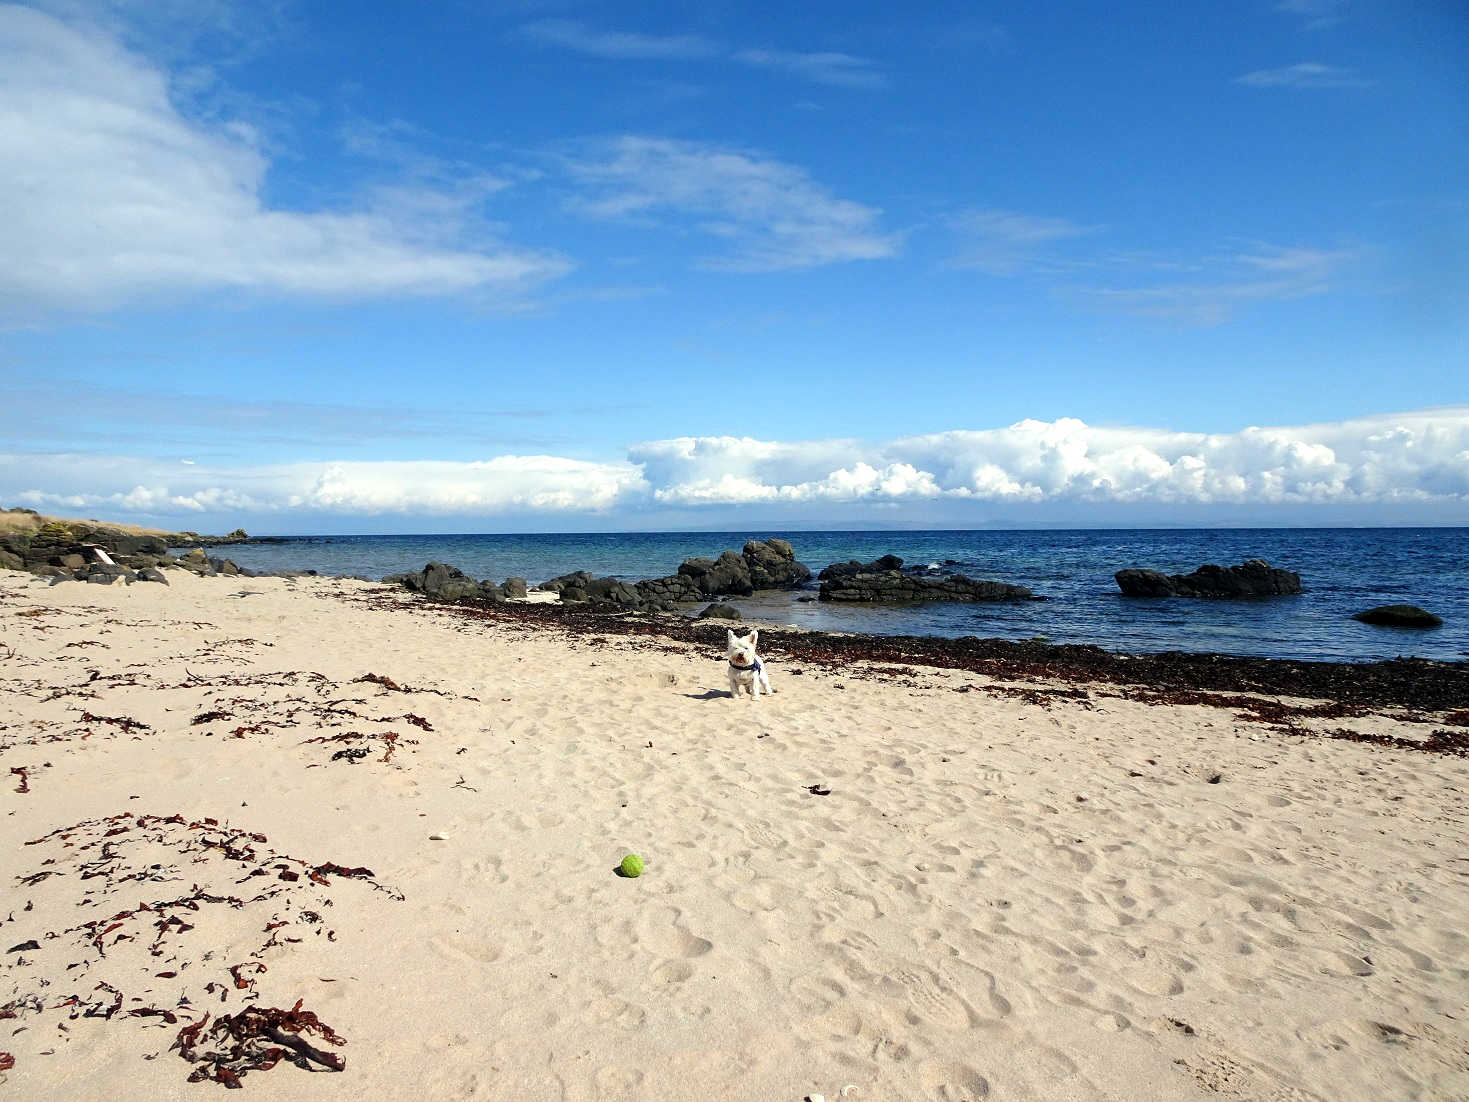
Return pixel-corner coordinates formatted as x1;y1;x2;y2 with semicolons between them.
742;538;812;589
1114;560;1302;598
0;548;24;570
1352;605;1443;628
820;570;1034;603
136;567;170;585
386;561;484;601
226;528;249;540
678;550;753;596
818;555;904;580
502;577;528;599
698;603;742;620
61;553;86;570
560;586;589;603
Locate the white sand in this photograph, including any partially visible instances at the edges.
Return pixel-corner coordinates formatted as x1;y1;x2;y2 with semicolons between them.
1;569;1466;1100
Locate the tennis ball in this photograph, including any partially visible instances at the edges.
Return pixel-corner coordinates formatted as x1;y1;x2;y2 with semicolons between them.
619;853;644;878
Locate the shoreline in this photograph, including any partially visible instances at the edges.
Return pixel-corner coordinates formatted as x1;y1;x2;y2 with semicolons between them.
3;569;1467;1099
358;586;1469;716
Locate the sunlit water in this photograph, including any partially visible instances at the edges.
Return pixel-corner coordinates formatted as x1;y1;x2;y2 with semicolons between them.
207;528;1468;663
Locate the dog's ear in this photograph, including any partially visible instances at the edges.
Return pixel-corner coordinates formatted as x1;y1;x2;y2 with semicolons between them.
726;629;736;646
748;629;758;647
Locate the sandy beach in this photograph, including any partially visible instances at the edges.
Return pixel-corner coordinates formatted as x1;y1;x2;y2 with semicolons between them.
2;569;1466;1101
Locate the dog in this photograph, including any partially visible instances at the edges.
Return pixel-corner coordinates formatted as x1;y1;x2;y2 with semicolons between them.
726;629;773;700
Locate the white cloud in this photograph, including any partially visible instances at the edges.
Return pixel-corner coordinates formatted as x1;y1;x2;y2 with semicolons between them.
632;410;1469;508
1077;244;1359;324
519;19;717;60
0;6;570;319
6;453;648;518
732;49;886;89
565;136;901;271
948;209;1103;275
1235;62;1371;89
5;410;1466;526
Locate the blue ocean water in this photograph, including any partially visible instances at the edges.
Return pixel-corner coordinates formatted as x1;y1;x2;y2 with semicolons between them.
209;529;1469;663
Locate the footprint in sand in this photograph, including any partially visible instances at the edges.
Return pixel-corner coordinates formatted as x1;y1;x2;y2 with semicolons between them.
589;995;648;1030
891;965;978;1030
919;1058;990;1099
429;933;504;965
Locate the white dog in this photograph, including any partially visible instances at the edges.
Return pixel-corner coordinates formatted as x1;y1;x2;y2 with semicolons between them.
726;629;773;700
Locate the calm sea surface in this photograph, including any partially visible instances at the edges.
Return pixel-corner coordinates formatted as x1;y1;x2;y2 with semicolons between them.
208;529;1468;663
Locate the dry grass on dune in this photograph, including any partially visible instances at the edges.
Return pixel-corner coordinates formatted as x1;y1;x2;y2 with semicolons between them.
0;507;184;540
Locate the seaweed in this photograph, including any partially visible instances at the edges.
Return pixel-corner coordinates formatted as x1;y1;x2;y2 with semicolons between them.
173;1000;346;1086
9;766;28;794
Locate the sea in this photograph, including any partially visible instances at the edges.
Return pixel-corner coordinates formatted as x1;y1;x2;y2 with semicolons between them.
206;528;1468;664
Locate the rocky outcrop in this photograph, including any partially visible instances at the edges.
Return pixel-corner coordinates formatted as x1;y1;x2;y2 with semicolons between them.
817;555;904;580
820;570;1035;604
1352;604;1442;628
1114;560;1301;599
385;562;508;602
677;539;811;596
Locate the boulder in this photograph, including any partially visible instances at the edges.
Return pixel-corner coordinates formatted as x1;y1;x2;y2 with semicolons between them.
502;577;529;600
678;551;753;596
0;548;22;571
742;538;812;589
820;570;1034;604
137;567;170;585
1114;560;1301;599
1352;605;1442;628
698;603;742;620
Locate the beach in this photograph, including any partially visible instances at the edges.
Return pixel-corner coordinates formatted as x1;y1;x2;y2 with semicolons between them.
2;569;1466;1101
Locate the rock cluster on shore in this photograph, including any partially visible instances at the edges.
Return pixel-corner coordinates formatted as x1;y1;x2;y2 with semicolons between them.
386;538;812;612
1114;559;1302;598
816;555;1036;604
0;511;301;585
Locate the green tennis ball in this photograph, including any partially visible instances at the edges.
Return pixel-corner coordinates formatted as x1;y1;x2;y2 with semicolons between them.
619;854;644;878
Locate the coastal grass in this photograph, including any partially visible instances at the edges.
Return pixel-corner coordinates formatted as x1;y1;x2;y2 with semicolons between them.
0;506;194;541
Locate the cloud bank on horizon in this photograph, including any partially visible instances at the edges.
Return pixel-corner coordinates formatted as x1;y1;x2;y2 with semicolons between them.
6;410;1466;530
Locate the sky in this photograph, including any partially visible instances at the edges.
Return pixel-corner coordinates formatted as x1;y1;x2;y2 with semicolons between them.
1;0;1466;533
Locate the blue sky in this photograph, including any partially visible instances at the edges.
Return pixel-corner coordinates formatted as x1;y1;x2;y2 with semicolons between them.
1;0;1465;532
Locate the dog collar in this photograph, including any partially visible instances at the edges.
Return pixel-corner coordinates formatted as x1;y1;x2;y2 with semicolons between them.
729;657;763;671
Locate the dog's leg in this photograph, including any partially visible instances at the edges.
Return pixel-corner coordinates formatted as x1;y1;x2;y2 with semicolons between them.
759;669;773;696
727;670;740;700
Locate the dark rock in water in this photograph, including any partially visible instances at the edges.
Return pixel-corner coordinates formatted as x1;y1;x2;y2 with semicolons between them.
1353;604;1442;628
1115;560;1301;599
820;570;1034;604
818;555;904;581
679;539;811;596
698;603;742;621
741;538;812;589
679;550;753;596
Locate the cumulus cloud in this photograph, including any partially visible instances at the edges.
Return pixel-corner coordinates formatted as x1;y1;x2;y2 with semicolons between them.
632;410;1469;508
0;5;570;319
564;136;902;271
5;410;1466;527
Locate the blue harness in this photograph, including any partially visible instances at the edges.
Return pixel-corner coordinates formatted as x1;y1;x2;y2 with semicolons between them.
729;656;764;674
